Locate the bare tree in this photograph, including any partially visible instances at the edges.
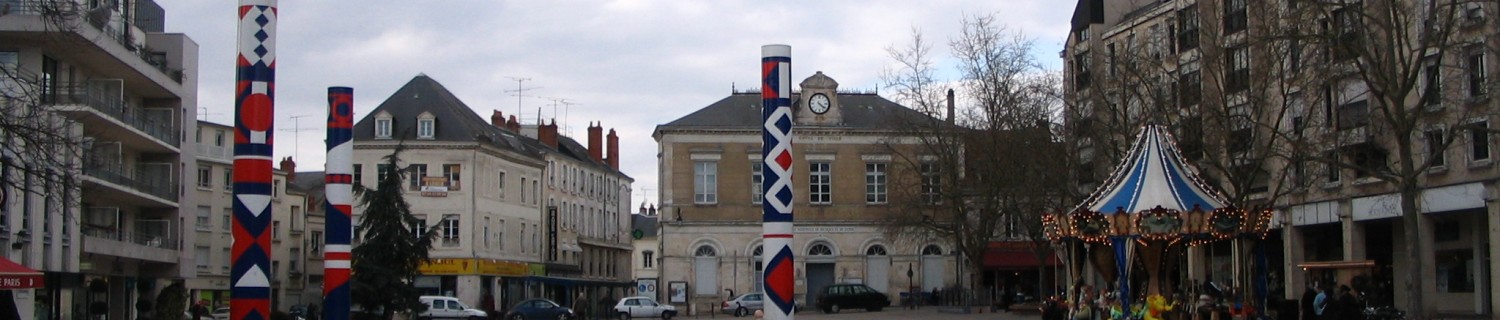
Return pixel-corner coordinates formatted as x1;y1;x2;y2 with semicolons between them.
879;14;1077;304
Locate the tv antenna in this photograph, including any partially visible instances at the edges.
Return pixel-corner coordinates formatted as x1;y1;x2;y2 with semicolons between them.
505;77;542;123
280;115;319;162
197;106;223;122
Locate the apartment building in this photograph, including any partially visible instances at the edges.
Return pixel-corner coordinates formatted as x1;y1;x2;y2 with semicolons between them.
187;121;324;313
1064;0;1498;316
630;205;660;301
1;1;198;320
351;74;549;312
653;72;959;310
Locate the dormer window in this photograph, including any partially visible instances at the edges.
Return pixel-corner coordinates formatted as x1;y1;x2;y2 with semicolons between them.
417;113;435;139
374;112;392;139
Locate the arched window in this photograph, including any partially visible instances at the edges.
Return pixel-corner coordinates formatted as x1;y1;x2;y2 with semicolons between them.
695;245;717;257
866;245;888;256
809;243;833;256
922;244;944;255
752;245;763;257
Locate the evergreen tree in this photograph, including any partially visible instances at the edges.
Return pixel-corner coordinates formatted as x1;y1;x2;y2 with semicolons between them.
351;147;436;320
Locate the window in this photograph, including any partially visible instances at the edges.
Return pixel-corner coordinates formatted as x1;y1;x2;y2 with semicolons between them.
375;116;393;139
1426;129;1446;167
921;162;941;205
1470;121;1491;162
1436;249;1475;293
1424;58;1442;106
197;166;212;188
1332;4;1362;61
441;216;460;246
498;220;505;250
1337;100;1370;130
1073;53;1091;89
521;178;529;203
377;164;391;185
922;245;944;255
409;164;428;191
809;162;831;204
310;231;323;254
532;180;539;204
751;160;764;202
1224;0;1246;34
1177;5;1199;50
443;164;461;191
272;220;281;239
352;164;363;186
411;215;427;239
1324;151;1342;183
483;217;490;248
1179;70;1201;107
196;206;212;230
643;250;654;268
417;117;435;139
808;243;833;256
223;209;231;231
865;163;886;204
497;171;506;198
0;51;16;71
196;246;211;270
223;168;234;191
1225;46;1250;94
215;130;226;147
41;56;56;104
693;161;717;204
1468;49;1487;97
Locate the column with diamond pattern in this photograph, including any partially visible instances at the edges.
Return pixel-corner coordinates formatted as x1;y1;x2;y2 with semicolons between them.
233;2;276;320
323;87;353;320
760;44;795;320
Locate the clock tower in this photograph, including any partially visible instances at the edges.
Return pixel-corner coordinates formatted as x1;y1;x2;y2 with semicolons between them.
797;71;841;126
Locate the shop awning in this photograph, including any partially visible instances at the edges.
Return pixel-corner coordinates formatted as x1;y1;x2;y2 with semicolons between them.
983;249;1061;269
0;257;42;289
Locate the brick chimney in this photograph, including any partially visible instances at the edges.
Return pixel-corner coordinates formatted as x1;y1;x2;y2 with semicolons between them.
490;110;505;127
506;115;520;132
279;157;296;183
539;119;559;148
638;203;648;215
587;122;604;163
606;129;619;169
648;204;657;216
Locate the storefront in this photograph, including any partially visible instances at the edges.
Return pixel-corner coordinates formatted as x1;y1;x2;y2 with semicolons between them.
981;241;1060;305
417;258;538;315
0;256;43;320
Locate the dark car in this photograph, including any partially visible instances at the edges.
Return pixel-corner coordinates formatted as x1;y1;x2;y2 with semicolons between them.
816;284;889;313
504;299;575;320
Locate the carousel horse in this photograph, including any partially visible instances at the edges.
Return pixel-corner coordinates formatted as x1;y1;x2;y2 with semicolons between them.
1143;294;1176;320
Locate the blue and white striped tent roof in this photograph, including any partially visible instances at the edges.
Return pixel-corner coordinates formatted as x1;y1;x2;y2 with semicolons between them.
1080;125;1229;214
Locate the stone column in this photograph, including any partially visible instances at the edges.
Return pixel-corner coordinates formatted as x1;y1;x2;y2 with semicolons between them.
1488;182;1500;315
1283;224;1307;301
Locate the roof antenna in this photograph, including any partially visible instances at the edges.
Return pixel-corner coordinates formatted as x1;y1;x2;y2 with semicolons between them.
732;82;736;93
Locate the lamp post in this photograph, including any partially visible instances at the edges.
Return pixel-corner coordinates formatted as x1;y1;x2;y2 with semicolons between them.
907;264;915;309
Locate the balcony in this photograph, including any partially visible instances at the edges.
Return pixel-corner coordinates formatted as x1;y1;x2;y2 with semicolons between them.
51;83;179;151
81;225;179;263
2;1;184;83
81;159;177;206
195;143;231;163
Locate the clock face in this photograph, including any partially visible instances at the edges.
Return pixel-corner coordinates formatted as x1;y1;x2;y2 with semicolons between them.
809;93;831;114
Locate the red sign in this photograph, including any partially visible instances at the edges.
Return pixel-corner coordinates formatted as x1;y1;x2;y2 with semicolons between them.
0;274;42;289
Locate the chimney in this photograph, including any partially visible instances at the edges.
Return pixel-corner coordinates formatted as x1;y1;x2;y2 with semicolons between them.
606;129;620;169
639;203;648;215
587;122;604;163
506;115;520;132
946;89;955;124
490;110;505;127
279;157;297;182
648;204;657;216
540;119;559;148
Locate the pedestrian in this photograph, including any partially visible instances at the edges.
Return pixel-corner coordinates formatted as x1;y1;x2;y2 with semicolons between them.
1313;284;1330;320
1301;283;1318;320
190;301;208;320
1336;285;1363;320
572;292;588;320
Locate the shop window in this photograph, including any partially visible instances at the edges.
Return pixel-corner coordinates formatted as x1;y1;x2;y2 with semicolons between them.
1435;249;1475;293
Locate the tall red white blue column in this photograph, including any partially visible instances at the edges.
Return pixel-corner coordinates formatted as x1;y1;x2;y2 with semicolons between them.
323;87;354;320
760;44;795;320
233;2;275;320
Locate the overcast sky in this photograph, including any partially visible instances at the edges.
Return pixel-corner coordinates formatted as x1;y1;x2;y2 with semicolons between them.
157;0;1072;207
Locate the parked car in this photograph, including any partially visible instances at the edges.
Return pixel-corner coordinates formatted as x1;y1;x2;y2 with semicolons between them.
504;299;574;320
419;296;488;320
211;307;230;320
612;296;676;319
720;292;764;317
815;284;889;314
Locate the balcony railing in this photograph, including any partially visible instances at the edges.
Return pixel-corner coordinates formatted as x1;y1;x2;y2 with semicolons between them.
82;160;178;202
4;1;183;82
55;85;178;146
81;225;177;250
196;144;231;162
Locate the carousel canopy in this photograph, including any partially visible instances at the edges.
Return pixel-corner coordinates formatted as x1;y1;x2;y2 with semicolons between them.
1082;125;1227;214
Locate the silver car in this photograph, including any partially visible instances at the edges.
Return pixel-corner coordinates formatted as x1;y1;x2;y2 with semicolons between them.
720;293;764;317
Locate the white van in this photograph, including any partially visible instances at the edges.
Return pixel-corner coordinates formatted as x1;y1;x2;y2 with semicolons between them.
418;296;488;320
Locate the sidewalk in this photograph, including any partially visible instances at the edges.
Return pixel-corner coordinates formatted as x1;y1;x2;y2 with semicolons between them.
676;307;1042;320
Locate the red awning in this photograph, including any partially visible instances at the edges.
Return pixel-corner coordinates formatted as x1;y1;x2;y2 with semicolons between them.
983;249;1062;269
0;257;43;289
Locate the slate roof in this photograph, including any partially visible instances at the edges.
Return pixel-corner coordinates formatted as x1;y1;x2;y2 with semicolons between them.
631;213;658;237
656;92;940;131
554;134;629;178
353;74;545;160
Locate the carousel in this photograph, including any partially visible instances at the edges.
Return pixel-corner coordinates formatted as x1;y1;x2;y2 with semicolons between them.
1043;125;1276;319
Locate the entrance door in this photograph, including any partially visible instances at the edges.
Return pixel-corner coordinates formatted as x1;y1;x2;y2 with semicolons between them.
921;245;945;292
865;252;890;294
805;263;835;307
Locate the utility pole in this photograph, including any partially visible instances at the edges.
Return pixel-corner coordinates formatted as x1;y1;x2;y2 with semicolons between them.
280;114;318;161
505;77;541;123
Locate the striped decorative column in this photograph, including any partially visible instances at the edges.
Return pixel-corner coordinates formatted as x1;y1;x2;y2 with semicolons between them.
760;44;795;320
232;1;276;320
323;87;354;320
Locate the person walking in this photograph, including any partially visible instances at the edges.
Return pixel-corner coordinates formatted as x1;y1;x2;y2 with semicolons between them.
1313;284;1330;320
